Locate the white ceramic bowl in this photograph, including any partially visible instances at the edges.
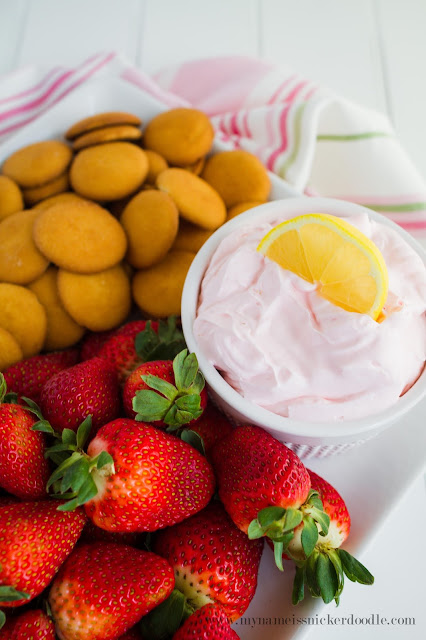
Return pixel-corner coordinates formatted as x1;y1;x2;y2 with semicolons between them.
181;197;426;458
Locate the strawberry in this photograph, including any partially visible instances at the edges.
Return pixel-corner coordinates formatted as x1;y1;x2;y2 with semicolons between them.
172;604;240;639
211;425;329;570
2;349;79;404
48;542;175;640
0;499;86;607
39;357;120;435
152;502;263;624
47;416;215;532
123;350;207;428
0;609;55;639
287;470;374;605
0;375;49;500
84;419;215;532
80;330;115;360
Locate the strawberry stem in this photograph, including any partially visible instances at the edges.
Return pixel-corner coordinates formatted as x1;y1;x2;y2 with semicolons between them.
291;547;374;605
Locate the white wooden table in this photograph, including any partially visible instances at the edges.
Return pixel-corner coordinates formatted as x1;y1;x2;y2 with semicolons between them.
0;1;425;638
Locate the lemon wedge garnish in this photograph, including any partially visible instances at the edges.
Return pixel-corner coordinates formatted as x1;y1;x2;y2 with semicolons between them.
257;213;388;320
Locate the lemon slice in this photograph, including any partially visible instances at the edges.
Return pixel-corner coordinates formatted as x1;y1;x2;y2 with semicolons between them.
257;213;388;320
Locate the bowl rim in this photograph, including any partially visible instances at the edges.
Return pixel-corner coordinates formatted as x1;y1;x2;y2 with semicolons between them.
181;196;426;439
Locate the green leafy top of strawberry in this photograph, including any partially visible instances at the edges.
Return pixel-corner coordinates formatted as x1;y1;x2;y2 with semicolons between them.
135;316;186;362
132;349;205;427
37;415;115;512
247;490;330;571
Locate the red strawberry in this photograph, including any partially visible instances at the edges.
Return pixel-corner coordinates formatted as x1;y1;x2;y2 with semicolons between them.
123;350;207;428
172;604;240;639
188;404;234;456
0;375;49;500
0;499;86;607
211;426;331;571
287;470;373;606
80;330;116;360
48;542;175;640
81;419;215;532
39;357;120;435
0;609;55;639
3;349;79;404
153;502;263;623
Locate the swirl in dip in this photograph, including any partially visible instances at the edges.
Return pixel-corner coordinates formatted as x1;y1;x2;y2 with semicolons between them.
194;211;426;422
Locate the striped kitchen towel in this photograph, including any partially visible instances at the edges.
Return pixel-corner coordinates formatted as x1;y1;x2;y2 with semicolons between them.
0;52;425;237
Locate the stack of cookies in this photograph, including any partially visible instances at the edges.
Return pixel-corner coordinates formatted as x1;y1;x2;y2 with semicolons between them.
0;107;271;368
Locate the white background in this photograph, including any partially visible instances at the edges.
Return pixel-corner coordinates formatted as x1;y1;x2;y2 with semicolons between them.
0;1;425;638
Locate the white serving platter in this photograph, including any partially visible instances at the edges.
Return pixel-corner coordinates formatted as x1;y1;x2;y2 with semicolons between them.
0;76;425;640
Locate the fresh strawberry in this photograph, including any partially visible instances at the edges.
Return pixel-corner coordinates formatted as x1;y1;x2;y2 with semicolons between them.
287;470;374;605
0;609;55;639
0;375;49;500
48;542;175;640
46;417;215;532
86;419;215;532
211;425;330;571
3;349;79;404
0;499;86;607
123;350;207;428
152;502;263;623
39;357;120;435
188;404;234;456
89;316;186;386
172;604;240;639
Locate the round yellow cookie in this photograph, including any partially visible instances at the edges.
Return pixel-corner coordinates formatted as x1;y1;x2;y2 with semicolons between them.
172;220;213;253
144;108;214;166
65;111;142;140
33;200;127;273
0;175;24;221
23;172;69;206
156;168;226;230
132;250;195;318
0;327;23;371
0;283;46;357
57;265;131;331
201;150;271;208
2;140;72;188
120;190;179;269
0;210;49;285
28;267;85;351
69;142;148;201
